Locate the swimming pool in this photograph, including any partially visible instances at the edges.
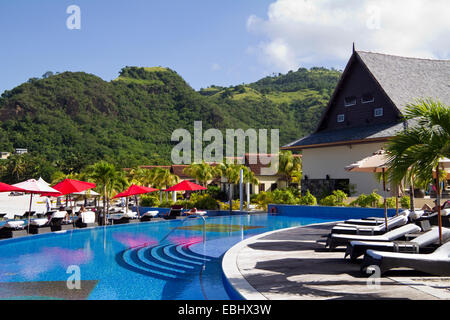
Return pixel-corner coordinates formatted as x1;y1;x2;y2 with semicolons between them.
0;214;337;300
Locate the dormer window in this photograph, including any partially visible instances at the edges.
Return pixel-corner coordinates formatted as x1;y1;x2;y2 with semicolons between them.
344;96;357;107
374;108;383;117
337;114;345;123
362;93;374;103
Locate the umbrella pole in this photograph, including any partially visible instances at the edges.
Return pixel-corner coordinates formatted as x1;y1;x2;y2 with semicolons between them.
395;185;399;216
436;164;442;244
135;195;140;218
27;193;33;233
382;168;388;230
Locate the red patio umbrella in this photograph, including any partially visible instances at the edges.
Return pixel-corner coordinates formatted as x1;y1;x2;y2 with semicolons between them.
0;182;26;192
165;180;207;192
48;179;96;222
112;185;159;217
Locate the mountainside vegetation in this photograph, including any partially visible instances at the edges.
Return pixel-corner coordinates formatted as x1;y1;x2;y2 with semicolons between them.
0;66;341;179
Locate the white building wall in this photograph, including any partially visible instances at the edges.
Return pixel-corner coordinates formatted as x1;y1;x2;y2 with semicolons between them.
302;142;389;196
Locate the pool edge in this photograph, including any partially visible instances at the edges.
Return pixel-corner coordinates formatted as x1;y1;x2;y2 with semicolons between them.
221;221;341;300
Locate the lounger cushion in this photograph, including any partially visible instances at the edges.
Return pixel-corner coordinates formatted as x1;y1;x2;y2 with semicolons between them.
31;218;48;226
4;221;25;228
143;211;159;217
81;211;96;224
52;211;67;218
409;210;425;220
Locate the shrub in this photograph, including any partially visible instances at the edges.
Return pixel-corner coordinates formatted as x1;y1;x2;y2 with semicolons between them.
332;190;348;205
352;191;382;208
192;194;219;210
400;196;410;209
379;197;396;209
140;194;160;207
319;195;338;206
220;200;241;211
272;189;298;205
158;200;174;208
298;190;317;206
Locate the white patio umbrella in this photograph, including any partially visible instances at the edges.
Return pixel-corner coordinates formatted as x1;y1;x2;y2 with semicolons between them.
12;179;61;232
345;150;391;229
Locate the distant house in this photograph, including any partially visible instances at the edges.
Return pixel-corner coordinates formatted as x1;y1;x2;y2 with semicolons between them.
282;49;450;197
0;152;10;159
14;148;28;155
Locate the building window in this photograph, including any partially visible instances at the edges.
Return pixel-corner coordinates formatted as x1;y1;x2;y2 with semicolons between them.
270;183;277;191
374;108;383;117
337;114;345;123
344;96;357;107
362;93;374;103
259;183;266;192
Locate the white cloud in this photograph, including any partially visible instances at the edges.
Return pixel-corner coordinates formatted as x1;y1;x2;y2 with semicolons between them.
211;63;221;71
247;0;450;72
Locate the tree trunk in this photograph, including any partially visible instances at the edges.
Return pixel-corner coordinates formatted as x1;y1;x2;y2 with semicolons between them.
409;176;415;211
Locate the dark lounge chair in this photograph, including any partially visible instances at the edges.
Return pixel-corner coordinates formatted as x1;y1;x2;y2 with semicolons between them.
361;240;450;276
325;223;421;251
161;205;184;220
140;210;159;222
0;213;7;220
345;226;450;261
0;221;27;239
14;211;36;220
108;214;130;225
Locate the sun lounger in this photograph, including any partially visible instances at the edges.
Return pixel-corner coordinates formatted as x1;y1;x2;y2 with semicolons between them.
325;223;420;251
428;209;450;227
345;226;450;260
75;211;96;228
361;240;450;276
331;215;408;235
108;214;130;225
14;211;36;220
343;210;410;226
161;205;184;220
0;221;27;239
140;211;159;222
122;211;138;219
0;213;7;220
28;211;69;234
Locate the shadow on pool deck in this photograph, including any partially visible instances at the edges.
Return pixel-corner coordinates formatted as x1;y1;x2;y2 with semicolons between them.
236;223;444;300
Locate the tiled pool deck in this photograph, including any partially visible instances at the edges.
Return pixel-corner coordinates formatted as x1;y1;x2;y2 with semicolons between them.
223;222;450;300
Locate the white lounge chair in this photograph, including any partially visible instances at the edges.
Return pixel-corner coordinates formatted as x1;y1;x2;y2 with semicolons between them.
343;210;411;226
0;221;26;239
361;240;450;276
331;215;408;235
140;211;159;222
325;223;421;250
75;211;96;228
346;226;450;260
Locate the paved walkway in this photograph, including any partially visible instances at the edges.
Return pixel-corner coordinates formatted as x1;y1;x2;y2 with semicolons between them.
232;223;450;300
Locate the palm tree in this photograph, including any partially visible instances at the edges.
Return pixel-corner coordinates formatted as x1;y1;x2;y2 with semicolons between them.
151;167;179;202
387;99;450;241
86;161;128;224
215;162;243;211
278;151;302;187
183;161;214;187
9;155;26;182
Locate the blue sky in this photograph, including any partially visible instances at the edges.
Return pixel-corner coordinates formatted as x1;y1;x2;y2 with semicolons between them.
0;0;448;94
0;0;275;94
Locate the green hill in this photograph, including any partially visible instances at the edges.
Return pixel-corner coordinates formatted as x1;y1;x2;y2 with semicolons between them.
0;66;341;173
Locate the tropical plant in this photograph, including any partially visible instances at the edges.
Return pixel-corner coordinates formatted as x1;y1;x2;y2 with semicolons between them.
278;151;302;186
386;99;450;209
183;162;214;187
85;161;128;224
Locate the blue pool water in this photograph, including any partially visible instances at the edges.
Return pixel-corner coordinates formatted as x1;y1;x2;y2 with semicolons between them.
0;214;336;300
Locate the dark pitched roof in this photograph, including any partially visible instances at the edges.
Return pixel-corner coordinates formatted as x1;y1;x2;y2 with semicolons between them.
284;50;449;149
283;122;407;149
357;51;450;112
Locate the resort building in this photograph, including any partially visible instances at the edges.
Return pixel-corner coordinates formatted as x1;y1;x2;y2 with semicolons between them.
282;49;450;197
